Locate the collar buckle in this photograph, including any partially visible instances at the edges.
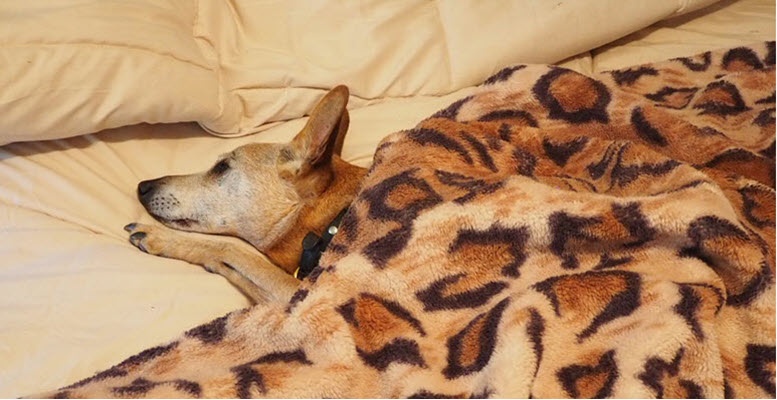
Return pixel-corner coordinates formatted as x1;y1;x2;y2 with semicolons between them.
296;208;348;280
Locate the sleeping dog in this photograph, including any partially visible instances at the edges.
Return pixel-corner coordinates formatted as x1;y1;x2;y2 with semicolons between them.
124;86;366;303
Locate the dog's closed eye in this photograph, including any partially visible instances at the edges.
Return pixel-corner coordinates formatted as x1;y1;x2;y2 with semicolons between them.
210;159;230;176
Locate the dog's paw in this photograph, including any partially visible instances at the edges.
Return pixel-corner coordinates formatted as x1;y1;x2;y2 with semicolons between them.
124;222;174;256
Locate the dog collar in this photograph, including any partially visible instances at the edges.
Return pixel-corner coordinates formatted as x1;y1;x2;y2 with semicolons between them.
295;208;348;280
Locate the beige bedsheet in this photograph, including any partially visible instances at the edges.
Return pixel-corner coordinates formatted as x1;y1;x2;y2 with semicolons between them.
0;0;773;396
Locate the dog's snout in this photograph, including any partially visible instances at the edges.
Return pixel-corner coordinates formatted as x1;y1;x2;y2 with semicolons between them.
137;179;161;199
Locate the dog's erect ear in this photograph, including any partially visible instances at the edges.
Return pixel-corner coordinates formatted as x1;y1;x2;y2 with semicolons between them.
289;85;350;175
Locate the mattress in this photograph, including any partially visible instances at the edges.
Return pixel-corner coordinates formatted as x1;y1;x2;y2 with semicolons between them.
0;0;773;396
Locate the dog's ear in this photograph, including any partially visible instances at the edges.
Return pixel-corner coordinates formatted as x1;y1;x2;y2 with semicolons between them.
289;85;350;175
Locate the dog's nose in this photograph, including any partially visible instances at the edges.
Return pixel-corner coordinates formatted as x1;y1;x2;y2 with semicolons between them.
137;179;159;198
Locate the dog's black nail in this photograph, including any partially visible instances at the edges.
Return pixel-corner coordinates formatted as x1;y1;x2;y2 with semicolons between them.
124;223;136;232
129;232;147;246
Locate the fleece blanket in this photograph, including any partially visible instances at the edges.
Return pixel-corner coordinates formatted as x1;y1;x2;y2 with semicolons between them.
38;42;775;398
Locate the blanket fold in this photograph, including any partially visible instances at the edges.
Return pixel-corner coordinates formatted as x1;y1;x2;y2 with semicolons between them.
39;42;775;399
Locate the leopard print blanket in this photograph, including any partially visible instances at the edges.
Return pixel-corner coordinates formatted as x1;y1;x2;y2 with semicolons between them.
39;42;775;399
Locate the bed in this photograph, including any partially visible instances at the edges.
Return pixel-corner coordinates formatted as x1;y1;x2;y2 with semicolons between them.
0;0;773;396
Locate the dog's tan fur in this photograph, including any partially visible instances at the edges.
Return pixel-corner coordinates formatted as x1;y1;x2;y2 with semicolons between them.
125;86;366;303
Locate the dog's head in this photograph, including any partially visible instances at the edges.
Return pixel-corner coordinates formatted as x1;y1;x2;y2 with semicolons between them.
137;86;351;250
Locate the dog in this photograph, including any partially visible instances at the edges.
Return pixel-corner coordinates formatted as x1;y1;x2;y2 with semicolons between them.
123;86;367;303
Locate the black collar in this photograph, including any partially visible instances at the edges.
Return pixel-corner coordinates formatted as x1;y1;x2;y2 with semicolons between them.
295;208;348;280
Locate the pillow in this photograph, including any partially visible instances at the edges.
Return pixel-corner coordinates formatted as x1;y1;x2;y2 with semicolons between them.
0;0;720;144
194;0;720;137
0;0;220;144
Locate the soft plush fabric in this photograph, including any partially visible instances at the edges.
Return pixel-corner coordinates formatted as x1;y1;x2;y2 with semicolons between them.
0;0;721;144
34;42;775;398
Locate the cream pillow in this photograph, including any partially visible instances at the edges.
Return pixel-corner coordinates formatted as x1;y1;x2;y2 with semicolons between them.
0;0;219;144
0;0;720;144
194;0;720;137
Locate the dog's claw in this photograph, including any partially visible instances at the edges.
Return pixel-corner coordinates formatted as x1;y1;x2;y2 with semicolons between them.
129;231;146;241
126;226;150;253
129;232;147;252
